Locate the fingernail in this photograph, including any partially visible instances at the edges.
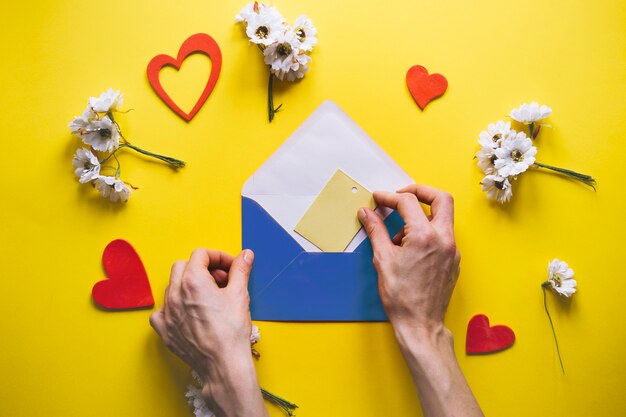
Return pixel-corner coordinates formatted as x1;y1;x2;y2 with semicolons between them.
243;249;254;264
358;208;367;222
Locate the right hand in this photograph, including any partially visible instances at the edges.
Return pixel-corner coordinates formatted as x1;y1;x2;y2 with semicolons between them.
358;184;461;335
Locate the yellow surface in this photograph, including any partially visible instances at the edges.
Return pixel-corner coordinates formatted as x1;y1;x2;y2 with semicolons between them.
295;170;375;252
1;0;625;416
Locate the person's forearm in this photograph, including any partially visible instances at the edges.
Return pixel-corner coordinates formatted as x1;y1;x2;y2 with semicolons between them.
394;323;484;417
202;348;269;417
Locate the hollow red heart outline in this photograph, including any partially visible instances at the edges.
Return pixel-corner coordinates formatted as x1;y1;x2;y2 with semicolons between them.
466;314;515;354
147;33;222;121
406;65;448;110
92;239;154;310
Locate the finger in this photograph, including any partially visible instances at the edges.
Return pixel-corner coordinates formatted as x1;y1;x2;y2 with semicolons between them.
226;250;254;293
373;191;429;228
210;268;229;288
391;226;406;246
396;184;454;230
149;309;166;338
358;208;393;255
165;261;186;322
188;248;234;272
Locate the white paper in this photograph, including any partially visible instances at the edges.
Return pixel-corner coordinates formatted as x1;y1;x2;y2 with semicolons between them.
242;100;414;252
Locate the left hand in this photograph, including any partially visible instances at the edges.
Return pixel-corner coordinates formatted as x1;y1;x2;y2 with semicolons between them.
150;248;267;417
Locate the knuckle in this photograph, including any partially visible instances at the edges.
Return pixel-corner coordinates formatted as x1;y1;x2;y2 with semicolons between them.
190;248;207;259
171;260;186;272
181;272;202;293
399;193;417;205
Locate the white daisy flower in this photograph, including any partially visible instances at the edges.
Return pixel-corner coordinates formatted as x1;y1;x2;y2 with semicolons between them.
186;372;215;417
95;176;131;202
72;148;100;184
475;146;498;175
80;116;120;152
69;108;96;134
264;30;311;81
546;259;577;297
481;175;512;203
235;2;255;22
245;7;284;46
89;88;124;113
250;324;261;345
292;15;317;51
478;120;511;149
494;131;537;177
510;102;552;125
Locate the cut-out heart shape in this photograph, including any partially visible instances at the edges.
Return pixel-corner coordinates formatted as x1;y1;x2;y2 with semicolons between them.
466;314;515;354
92;239;154;310
147;33;222;121
406;65;448;110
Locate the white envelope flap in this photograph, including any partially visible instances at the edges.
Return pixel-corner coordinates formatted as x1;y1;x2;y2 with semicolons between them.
242;100;413;252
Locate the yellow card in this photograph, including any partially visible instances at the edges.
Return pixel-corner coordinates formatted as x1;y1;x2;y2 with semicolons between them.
295;170;376;252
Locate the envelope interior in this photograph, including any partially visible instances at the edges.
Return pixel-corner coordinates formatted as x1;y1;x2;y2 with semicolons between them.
242;101;413;253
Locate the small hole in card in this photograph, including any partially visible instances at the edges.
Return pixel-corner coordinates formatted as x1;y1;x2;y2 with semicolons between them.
351;187;358;194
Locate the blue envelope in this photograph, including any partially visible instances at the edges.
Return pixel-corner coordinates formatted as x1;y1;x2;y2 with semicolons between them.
242;101;413;321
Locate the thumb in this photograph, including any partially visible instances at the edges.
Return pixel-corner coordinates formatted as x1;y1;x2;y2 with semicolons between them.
358;208;393;256
227;249;254;292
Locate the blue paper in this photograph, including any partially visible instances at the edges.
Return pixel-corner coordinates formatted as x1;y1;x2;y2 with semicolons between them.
243;196;404;321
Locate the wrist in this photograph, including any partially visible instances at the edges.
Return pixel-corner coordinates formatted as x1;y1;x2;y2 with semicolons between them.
392;321;456;370
201;347;267;417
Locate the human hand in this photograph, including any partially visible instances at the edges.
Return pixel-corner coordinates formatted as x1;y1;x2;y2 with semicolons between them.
150;248;267;417
358;184;460;336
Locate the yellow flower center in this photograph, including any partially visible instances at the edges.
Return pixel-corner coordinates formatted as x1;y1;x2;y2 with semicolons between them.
255;25;270;39
552;273;562;287
277;42;292;57
511;149;523;162
295;28;306;42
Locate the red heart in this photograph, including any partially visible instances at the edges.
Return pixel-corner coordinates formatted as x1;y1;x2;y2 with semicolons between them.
406;65;448;110
466;314;515;354
147;33;222;121
92;239;154;310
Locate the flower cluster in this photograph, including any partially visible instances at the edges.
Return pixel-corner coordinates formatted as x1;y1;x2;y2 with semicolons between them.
185;325;298;416
236;2;317;122
541;258;577;374
476;102;596;203
69;89;185;202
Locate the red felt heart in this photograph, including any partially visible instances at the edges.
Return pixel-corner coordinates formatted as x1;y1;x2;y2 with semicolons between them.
406;65;448;110
147;33;222;121
466;314;515;354
92;239;154;310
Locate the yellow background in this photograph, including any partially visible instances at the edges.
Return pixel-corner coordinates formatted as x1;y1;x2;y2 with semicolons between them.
1;0;625;416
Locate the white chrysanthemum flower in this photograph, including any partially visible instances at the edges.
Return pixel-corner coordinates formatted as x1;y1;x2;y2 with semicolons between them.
235;2;255;22
292;15;317;51
481;175;512;203
89;88;124;113
510;102;552;125
69;108;96;134
264;30;311;81
245;7;284;46
95;176;131;202
546;259;577;297
476;146;498;175
478;120;511;149
80;116;120;152
186;372;215;417
72;148;101;184
494;131;537;177
250;324;261;345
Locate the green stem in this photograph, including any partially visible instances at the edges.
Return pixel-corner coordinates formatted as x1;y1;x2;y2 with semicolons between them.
534;162;596;190
528;123;534;139
120;143;185;168
261;388;298;416
113;153;121;178
543;285;565;375
267;69;283;123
